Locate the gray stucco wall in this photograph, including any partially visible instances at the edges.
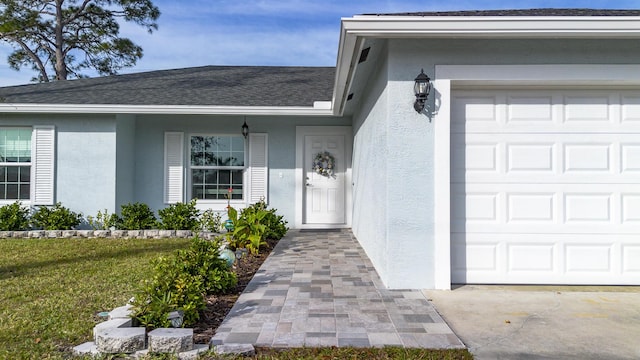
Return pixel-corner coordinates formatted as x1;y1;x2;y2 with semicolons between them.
1;114;117;218
350;37;640;289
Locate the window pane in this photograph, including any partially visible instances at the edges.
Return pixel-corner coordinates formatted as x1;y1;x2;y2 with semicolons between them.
231;137;244;151
6;166;17;182
19;166;30;182
6;184;17;199
192;185;204;200
219;170;230;185
190;136;205;166
19;184;29;200
192;169;204;184
204;185;218;199
205;170;218;184
231;170;243;185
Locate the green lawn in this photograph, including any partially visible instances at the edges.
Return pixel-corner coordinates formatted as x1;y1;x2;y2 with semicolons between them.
0;238;473;360
0;237;190;359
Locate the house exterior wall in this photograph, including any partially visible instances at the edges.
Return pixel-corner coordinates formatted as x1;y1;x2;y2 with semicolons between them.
115;114;136;210
351;37;640;289
1;114;117;217
132;114;351;223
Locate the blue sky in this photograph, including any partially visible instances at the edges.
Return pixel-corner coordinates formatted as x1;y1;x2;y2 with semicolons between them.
0;0;637;86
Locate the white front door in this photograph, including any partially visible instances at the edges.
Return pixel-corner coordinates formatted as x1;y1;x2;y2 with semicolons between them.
305;134;345;224
296;126;352;227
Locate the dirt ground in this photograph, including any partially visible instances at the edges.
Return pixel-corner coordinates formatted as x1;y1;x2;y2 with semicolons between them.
193;237;278;344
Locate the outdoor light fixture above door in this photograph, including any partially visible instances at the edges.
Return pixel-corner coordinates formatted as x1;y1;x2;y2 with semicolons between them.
413;69;432;113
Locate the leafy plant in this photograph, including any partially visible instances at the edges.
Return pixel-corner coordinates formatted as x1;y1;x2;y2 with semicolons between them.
131;236;237;329
199;209;223;232
30;203;82;230
248;200;289;240
86;209;117;230
113;202;157;230
158;199;200;230
0;201;30;231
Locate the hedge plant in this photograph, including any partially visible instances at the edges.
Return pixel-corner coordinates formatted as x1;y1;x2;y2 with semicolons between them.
113;202;157;230
0;201;30;231
158;199;200;230
30;202;82;230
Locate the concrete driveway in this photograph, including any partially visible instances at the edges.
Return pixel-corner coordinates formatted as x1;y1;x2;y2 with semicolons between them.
423;286;640;360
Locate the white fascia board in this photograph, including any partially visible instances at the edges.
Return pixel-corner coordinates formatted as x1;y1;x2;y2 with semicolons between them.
0;104;334;116
332;15;640;116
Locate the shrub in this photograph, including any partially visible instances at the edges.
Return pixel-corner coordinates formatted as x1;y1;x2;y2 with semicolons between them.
131;236;237;328
199;209;222;232
244;200;289;240
158;199;200;230
113;202;157;230
86;209;117;230
0;201;30;231
30;202;82;230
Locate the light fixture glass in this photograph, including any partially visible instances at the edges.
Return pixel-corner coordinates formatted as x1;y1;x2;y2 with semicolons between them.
413;69;431;113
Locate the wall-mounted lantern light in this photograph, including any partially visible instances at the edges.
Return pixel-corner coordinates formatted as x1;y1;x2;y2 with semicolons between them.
413;69;432;113
241;120;249;139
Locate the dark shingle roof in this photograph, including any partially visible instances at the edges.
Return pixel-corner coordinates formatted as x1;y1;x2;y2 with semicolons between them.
368;9;640;17
0;66;335;106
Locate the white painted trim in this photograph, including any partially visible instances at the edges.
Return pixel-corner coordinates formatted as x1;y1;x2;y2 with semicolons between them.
432;63;640;290
295;126;353;229
0;104;334;116
332;15;640;116
433;79;451;290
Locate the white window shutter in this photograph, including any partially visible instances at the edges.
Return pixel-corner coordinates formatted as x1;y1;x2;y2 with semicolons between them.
164;132;184;204
31;125;55;205
248;133;268;203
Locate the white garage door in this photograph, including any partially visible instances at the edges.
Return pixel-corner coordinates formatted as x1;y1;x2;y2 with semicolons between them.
451;89;640;285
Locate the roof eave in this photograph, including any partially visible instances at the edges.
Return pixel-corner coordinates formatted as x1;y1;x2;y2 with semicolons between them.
0;103;334;116
332;15;640;116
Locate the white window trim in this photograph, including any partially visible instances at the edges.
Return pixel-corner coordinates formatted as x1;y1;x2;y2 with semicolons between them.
187;133;248;209
432;64;640;290
0;127;32;204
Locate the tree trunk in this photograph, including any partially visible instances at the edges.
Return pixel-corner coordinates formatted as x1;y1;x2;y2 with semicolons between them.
54;0;67;80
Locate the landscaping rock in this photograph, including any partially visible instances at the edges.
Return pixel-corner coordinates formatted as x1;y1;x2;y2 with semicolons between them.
176;230;192;238
158;230;175;238
93;318;132;338
46;230;62;238
61;230;76;238
93;230;110;238
213;343;255;357
76;230;93;238
11;231;27;238
148;328;193;353
108;304;132;320
111;230;127;238
29;230;45;238
128;230;143;238
72;341;99;356
144;230;159;238
179;344;210;360
95;327;146;354
0;231;12;238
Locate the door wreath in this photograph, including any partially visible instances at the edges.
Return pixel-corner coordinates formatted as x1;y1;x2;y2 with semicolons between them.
312;151;336;177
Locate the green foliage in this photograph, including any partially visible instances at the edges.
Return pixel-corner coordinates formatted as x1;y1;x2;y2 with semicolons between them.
30;203;82;230
0;201;30;231
199;209;223;232
226;201;288;254
0;0;160;82
113;202;157;230
158;199;200;230
86;209;117;230
251;200;289;240
131;236;237;329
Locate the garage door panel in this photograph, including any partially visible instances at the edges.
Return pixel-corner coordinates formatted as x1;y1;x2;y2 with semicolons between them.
453;134;640;184
452;89;640;285
452;233;640;284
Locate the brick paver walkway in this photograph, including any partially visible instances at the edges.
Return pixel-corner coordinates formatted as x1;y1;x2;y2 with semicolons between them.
211;229;464;349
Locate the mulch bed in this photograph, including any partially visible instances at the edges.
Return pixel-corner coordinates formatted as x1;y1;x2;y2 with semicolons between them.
193;237;279;344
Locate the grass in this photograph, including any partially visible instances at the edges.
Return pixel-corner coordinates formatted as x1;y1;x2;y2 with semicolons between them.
0;238;474;360
0;237;190;359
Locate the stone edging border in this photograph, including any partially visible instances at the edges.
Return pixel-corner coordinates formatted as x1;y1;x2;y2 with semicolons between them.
0;230;221;239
